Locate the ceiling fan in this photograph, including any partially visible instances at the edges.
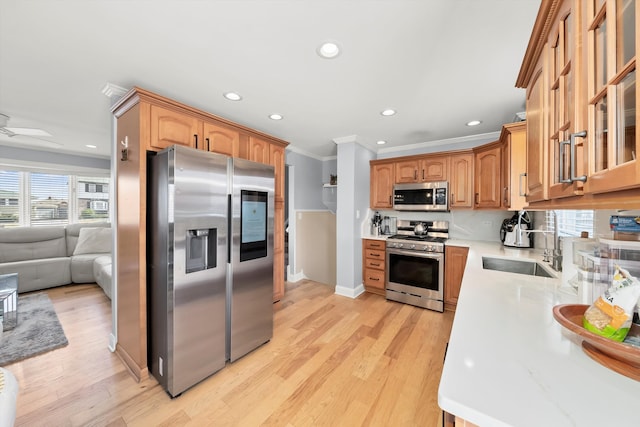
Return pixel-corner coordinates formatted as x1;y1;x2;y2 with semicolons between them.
0;113;61;145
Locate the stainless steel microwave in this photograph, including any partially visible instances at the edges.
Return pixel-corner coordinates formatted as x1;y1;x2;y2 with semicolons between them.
393;181;449;211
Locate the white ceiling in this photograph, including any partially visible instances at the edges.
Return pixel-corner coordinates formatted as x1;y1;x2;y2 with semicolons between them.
0;0;540;160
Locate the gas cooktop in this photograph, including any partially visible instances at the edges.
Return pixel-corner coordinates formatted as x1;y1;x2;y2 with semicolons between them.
387;234;446;243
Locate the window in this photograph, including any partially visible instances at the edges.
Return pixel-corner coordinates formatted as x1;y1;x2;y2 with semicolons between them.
77;176;110;222
545;210;594;237
0;171;21;226
0;170;110;227
30;173;69;226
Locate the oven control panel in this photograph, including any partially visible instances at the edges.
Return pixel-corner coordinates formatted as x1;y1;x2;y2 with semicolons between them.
386;241;441;252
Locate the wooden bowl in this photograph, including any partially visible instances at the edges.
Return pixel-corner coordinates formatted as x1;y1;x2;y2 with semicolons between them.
553;304;640;381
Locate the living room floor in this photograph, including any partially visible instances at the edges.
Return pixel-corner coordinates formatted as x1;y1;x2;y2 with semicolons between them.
7;280;453;426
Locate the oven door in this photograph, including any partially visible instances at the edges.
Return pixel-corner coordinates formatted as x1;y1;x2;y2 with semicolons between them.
385;247;444;311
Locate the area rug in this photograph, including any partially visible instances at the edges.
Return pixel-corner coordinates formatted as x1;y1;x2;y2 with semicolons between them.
0;293;68;366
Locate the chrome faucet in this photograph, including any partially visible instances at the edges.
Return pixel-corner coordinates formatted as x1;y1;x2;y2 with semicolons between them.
525;210;562;271
526;229;552;262
551;210;562;272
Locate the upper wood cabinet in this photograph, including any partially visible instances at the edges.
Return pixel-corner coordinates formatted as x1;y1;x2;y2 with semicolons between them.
422;156;448;181
449;152;474;209
582;0;638;195
524;55;549;203
395;159;420;183
270;144;285;202
394;156;448;183
149;105;201;150
547;0;587;200
500;122;527;210
517;0;640;209
370;161;395;208
473;142;502;209
249;137;270;164
203;122;239;157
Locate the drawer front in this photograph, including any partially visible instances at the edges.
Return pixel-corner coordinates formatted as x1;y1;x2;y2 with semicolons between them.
364;239;386;250
365;258;385;271
364;268;385;290
365;249;385;260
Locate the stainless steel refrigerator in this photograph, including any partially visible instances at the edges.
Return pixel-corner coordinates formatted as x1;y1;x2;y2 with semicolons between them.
148;145;274;397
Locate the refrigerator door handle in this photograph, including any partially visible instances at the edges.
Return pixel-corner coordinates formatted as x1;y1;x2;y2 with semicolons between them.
227;193;232;264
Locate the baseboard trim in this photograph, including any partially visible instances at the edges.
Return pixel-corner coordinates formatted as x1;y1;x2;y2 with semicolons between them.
108;333;117;352
115;344;149;383
335;284;365;299
287;269;305;283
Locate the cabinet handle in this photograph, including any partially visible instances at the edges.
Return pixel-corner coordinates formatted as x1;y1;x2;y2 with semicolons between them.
570;131;587;182
422;170;425;180
450;193;454;205
371;262;381;267
503;187;508;205
206;137;210;151
558;139;572;183
414;170;418;180
369;277;380;281
474;193;479;205
519;172;527;196
370;252;381;257
194;134;198;149
389;195;392;206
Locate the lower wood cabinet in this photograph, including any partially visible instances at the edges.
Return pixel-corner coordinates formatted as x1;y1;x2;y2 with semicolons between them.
443;412;479;427
444;245;469;311
362;239;386;295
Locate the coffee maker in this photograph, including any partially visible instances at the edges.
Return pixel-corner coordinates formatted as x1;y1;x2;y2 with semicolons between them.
501;210;532;248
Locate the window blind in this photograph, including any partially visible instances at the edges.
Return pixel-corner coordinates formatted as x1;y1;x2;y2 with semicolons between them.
0;170;20;226
545;210;594;237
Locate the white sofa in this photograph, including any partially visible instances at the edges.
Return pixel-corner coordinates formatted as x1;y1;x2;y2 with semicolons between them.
0;367;18;427
0;223;112;298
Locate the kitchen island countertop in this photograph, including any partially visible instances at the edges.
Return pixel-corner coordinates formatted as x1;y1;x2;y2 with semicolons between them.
438;240;640;427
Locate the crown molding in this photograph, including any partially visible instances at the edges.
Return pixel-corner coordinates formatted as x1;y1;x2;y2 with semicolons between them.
286;144;336;162
101;83;129;100
377;131;501;155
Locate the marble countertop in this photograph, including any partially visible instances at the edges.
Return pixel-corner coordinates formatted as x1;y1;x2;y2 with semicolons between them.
438;240;640;427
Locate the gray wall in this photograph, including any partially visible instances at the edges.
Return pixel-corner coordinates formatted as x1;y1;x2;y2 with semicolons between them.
285;151;325;210
322;158;337;184
0;146;110;172
335;141;375;297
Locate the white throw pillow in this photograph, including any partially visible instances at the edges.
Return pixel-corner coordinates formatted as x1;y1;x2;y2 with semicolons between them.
73;227;112;255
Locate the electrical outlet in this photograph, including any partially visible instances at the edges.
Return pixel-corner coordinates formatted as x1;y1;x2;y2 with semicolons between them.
482;221;493;227
356;210;360;219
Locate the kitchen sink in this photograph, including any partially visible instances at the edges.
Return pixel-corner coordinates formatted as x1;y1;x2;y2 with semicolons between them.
482;257;554;278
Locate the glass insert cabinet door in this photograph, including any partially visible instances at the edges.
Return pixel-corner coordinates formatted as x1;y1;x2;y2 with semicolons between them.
585;0;638;194
548;0;586;199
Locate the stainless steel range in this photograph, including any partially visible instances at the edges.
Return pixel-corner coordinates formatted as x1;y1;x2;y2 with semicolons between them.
385;220;449;312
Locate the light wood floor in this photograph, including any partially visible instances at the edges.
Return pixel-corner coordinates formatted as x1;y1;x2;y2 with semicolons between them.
7;280;454;426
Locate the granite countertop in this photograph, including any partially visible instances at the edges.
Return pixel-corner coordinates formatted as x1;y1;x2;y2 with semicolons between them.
438;240;640;427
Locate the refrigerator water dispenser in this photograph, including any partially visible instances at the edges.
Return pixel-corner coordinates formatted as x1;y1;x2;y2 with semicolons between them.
186;228;217;273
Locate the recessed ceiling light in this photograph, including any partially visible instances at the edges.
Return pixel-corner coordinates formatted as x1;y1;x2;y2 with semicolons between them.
381;109;396;116
466;120;482;126
85;144;97;149
317;41;341;59
223;92;242;101
269;114;283;120
376;140;387;145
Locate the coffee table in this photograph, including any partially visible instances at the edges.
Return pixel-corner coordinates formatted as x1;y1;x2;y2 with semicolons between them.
0;273;18;331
